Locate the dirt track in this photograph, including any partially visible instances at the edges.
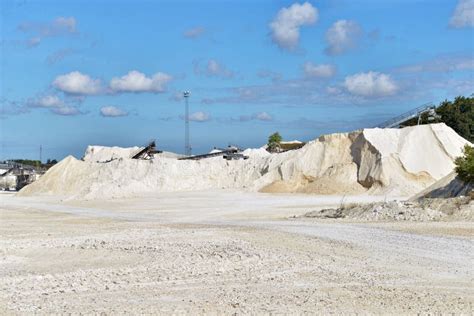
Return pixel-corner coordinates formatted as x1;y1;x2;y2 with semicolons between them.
0;191;473;314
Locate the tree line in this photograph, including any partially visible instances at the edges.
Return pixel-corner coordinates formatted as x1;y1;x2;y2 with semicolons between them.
405;95;473;142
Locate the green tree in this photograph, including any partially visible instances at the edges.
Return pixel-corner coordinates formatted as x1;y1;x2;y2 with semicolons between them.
267;132;283;152
455;145;474;183
268;132;282;144
435;96;473;142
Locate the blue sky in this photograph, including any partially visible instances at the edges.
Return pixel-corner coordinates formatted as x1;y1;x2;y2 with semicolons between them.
1;0;473;160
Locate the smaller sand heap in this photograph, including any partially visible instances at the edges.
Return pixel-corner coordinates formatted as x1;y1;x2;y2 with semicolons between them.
410;172;473;200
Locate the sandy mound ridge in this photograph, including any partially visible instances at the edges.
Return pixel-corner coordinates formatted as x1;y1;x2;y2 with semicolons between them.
19;123;471;199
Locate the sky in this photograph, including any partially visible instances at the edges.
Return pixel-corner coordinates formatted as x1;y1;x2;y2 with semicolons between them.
1;0;473;161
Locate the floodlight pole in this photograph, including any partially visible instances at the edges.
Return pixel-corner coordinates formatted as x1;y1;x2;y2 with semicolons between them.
183;91;191;156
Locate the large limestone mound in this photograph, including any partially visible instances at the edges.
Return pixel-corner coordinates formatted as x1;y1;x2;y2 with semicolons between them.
257;123;470;196
19;123;471;200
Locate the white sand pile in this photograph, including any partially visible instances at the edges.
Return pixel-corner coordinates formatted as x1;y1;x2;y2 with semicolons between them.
83;145;140;162
83;145;183;162
19;123;471;199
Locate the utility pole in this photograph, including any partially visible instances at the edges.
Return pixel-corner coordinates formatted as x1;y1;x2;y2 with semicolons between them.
183;91;191;156
39;145;42;163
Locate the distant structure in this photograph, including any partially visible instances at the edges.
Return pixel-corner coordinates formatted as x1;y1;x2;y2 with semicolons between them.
376;102;439;128
131;140;162;160
0;161;43;191
178;145;249;161
183;91;191;156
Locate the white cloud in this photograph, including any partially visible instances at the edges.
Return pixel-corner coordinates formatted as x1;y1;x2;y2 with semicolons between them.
169;91;184;102
27;37;41;48
51;106;82;116
0;98;30;116
450;0;474;28
188;111;211;122
326;86;341;95
18;16;77;48
184;26;205;38
303;62;336;78
324;20;363;56
46;48;75;65
53;17;77;33
257;69;282;82
110;70;172;93
53;71;102;95
194;59;234;78
18;16;77;36
269;2;318;51
100;106;128;117
27;95;64;108
344;71;398;97
207;59;234;78
238;112;274;122
207;60;221;75
254;112;273;121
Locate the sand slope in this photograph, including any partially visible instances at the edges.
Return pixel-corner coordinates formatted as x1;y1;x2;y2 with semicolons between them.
19;123;471;199
410;172;473;200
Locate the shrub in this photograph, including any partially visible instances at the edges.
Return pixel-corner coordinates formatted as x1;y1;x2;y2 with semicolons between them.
455;145;474;183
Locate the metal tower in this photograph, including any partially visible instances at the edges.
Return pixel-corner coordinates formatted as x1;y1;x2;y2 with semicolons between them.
183;91;191;156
